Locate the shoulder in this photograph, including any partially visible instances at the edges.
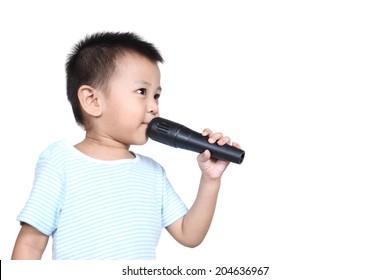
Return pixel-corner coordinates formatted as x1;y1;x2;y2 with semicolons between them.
39;139;68;157
37;139;72;166
134;153;166;172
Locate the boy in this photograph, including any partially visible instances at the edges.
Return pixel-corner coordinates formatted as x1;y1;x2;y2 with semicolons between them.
11;32;241;260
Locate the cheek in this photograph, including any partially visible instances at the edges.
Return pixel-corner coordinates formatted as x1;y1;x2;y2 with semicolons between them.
121;102;145;122
105;95;145;124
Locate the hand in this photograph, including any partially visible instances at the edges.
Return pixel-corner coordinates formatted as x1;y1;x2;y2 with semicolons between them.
197;128;241;179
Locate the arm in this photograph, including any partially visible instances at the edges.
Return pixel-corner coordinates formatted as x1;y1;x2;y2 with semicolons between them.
167;129;240;247
11;223;49;260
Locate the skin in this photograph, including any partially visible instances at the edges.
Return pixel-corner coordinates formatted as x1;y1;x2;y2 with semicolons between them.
12;53;241;259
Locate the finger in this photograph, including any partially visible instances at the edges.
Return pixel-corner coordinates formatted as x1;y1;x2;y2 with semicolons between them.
231;142;241;149
217;136;231;146
208;132;224;144
198;149;211;162
202;128;213;136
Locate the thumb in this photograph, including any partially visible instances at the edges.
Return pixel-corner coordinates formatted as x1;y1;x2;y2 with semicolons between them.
197;149;211;163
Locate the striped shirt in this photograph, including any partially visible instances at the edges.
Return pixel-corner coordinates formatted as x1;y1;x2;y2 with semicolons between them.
17;140;188;260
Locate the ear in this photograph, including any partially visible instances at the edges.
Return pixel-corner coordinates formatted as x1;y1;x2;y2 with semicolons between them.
77;85;103;118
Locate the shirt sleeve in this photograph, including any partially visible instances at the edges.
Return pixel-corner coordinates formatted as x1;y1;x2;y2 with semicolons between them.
17;158;65;236
161;174;188;228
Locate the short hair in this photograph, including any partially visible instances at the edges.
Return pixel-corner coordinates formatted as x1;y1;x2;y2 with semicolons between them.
65;31;164;127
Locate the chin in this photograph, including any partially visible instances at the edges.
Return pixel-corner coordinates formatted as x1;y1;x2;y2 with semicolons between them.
133;137;148;146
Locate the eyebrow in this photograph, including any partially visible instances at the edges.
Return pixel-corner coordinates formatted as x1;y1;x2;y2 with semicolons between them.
136;80;162;92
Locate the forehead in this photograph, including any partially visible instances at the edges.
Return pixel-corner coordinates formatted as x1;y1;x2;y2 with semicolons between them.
110;52;161;86
115;52;160;72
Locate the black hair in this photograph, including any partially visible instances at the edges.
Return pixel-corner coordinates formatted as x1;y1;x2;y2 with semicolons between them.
65;31;163;127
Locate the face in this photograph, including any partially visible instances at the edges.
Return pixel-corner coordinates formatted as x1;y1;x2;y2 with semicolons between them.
98;53;161;146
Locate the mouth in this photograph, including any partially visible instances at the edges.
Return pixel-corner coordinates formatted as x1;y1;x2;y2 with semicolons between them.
143;118;155;126
142;122;151;129
143;117;157;128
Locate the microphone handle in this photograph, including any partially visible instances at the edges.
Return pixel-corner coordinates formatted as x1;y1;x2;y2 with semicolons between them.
174;126;245;164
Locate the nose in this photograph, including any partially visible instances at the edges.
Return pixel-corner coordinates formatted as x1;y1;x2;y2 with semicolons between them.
147;99;159;115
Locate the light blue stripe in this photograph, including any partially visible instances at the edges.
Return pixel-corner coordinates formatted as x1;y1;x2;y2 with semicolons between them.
17;139;188;260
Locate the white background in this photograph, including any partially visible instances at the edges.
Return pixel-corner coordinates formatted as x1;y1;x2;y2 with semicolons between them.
1;0;389;279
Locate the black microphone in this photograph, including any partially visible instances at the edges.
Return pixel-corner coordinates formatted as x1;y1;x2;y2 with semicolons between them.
147;117;245;164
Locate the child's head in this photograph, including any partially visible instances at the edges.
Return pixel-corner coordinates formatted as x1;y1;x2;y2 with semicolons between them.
66;32;163;128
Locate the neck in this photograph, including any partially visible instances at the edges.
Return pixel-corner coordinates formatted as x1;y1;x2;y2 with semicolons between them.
75;136;134;160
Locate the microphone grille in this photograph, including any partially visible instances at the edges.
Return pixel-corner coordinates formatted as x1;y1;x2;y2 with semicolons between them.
147;117;176;147
155;122;170;134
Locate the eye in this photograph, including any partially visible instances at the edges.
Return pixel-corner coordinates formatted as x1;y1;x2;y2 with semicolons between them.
154;93;161;100
136;88;146;95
